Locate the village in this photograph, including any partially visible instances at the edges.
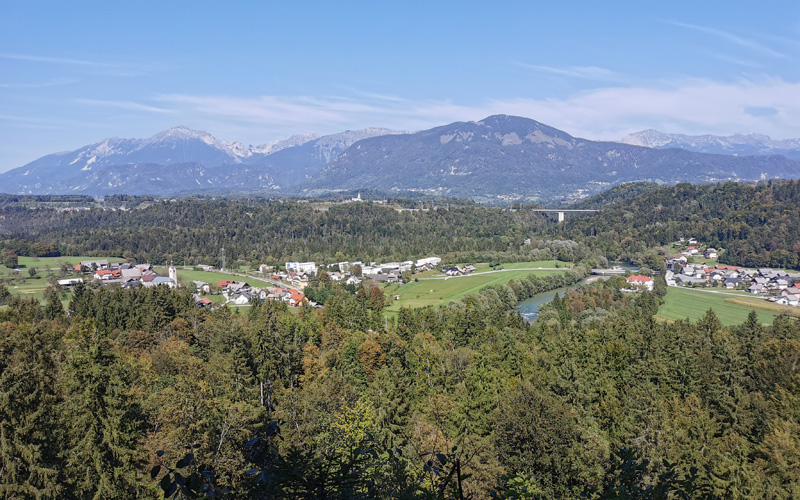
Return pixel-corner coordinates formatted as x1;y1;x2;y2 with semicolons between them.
56;256;446;310
664;240;800;307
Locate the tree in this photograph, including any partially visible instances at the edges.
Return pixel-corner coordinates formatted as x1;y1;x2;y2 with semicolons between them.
58;320;144;498
43;285;65;321
351;264;363;277
28;266;38;278
0;324;62;498
368;286;385;311
2;251;17;269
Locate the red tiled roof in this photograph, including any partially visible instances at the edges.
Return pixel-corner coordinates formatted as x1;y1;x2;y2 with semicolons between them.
626;275;653;283
218;280;235;288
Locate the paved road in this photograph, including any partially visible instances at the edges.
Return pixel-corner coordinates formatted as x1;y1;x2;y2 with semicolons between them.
417;267;564;281
215;269;301;290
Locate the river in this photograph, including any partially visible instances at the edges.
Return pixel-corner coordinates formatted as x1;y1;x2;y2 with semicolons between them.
515;262;638;323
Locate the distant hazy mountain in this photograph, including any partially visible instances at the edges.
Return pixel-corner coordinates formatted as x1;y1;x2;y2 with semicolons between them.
620;129;800;160
304;115;800;203
0;127;402;196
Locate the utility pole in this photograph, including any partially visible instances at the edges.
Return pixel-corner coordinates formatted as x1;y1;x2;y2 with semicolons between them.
221;246;226;272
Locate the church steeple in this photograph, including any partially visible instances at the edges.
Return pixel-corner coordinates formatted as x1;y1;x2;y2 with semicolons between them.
168;261;178;289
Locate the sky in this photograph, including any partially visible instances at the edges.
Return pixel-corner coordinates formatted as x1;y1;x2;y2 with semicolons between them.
2;1;800;171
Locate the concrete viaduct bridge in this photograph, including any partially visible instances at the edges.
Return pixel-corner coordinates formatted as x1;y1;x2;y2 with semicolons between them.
530;209;600;222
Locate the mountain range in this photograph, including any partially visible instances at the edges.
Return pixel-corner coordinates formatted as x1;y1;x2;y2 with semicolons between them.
620;129;800;160
1;116;799;203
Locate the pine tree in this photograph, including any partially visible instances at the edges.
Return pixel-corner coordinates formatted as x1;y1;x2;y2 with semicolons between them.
0;324;62;498
43;285;65;321
58;320;144;499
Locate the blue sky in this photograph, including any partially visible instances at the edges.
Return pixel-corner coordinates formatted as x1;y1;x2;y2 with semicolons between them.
2;1;800;171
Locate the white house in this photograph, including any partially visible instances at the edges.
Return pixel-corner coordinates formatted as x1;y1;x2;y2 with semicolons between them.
626;275;654;291
415;257;442;268
286;261;317;274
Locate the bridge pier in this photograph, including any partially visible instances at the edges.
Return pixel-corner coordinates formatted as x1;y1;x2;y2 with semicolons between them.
557;211;565;222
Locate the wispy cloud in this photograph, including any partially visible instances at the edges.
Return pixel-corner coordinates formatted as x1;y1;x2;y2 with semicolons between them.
670;22;787;59
514;63;622;81
0;77;78;89
152;77;800;142
75;98;171;114
0;52;115;68
0;52;164;76
698;51;763;68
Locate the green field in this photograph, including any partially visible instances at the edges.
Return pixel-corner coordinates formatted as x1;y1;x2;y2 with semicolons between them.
384;266;567;314
17;255;120;270
153;267;273;290
657;286;779;326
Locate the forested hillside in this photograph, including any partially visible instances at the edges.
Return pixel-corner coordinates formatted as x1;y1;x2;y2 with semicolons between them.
0;201;568;266
559;180;800;269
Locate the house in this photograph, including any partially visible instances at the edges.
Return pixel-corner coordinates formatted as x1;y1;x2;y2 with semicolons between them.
687;246;699;255
463;265;477;274
365;273;390;283
194;295;213;308
285;261;317;274
197;264;213;271
724;278;741;290
231;291;252;305
676;274;707;286
269;288;308;307
122;279;140;289
121;269;143;280
218;279;235;289
81;259;110;270
143;276;176;289
94;269;121;280
58;278;84;288
346;276;362;286
415;257;442;268
748;283;766;294
228;281;251;293
193;281;211;294
626;275;654;291
704;248;718;259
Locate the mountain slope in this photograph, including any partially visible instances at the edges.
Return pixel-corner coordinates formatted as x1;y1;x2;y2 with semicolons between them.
304;115;800;203
620;129;800;159
0;127;401;195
